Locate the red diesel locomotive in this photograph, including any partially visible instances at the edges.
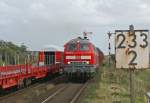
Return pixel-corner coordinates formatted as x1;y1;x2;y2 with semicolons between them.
64;34;104;80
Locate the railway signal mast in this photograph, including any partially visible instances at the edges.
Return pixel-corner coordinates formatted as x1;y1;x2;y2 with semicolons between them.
107;32;115;66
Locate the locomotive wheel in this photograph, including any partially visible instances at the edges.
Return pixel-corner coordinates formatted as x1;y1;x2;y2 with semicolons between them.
81;73;84;83
81;73;85;83
69;73;72;81
0;88;5;94
17;79;24;89
24;78;32;87
65;73;69;82
84;73;87;82
89;73;92;79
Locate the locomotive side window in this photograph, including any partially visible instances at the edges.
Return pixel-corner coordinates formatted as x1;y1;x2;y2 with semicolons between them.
80;43;90;51
44;52;55;65
67;43;77;51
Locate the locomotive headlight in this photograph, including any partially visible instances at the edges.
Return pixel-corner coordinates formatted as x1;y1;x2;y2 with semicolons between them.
86;61;89;64
81;56;91;59
68;62;71;64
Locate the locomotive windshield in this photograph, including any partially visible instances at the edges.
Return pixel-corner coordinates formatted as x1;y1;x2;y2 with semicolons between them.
67;43;77;51
66;43;89;51
80;43;89;51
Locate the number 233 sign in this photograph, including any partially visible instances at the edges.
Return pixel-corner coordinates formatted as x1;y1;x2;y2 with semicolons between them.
115;30;149;69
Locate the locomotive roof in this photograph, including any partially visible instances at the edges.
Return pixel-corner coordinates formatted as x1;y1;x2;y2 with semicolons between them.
67;37;91;44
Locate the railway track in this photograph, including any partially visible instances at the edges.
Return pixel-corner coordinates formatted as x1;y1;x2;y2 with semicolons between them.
40;80;90;103
70;81;89;103
0;76;90;103
0;82;41;100
0;75;65;103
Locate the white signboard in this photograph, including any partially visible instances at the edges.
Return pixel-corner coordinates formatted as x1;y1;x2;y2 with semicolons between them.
115;30;149;69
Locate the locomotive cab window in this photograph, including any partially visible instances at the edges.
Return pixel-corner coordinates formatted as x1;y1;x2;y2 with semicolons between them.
80;43;90;51
67;43;77;51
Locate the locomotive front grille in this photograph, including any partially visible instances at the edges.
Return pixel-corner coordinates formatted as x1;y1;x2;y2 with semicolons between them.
64;61;96;73
69;61;89;65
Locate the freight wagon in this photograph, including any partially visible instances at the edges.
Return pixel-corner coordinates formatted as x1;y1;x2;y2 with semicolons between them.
0;46;63;91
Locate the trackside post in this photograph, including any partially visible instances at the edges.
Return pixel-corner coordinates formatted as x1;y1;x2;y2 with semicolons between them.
115;25;149;103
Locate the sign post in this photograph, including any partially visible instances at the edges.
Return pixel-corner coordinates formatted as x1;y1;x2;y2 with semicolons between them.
115;25;149;103
129;25;135;103
129;68;135;103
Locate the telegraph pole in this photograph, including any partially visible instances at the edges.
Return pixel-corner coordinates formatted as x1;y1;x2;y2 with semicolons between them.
108;32;111;66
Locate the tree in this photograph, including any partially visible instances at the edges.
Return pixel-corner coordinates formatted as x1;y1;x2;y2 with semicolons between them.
0;41;28;66
20;43;27;52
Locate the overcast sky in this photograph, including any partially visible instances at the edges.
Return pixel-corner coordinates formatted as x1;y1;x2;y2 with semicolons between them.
0;0;150;54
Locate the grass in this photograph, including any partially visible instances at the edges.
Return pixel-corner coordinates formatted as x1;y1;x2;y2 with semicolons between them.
83;58;150;103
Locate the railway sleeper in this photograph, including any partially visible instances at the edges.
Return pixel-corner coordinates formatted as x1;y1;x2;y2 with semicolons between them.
66;72;89;82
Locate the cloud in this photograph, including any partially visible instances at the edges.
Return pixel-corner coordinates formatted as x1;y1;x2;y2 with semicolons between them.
0;0;150;54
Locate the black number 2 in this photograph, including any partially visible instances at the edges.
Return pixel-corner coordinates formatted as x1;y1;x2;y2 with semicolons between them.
128;50;137;65
117;34;126;48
